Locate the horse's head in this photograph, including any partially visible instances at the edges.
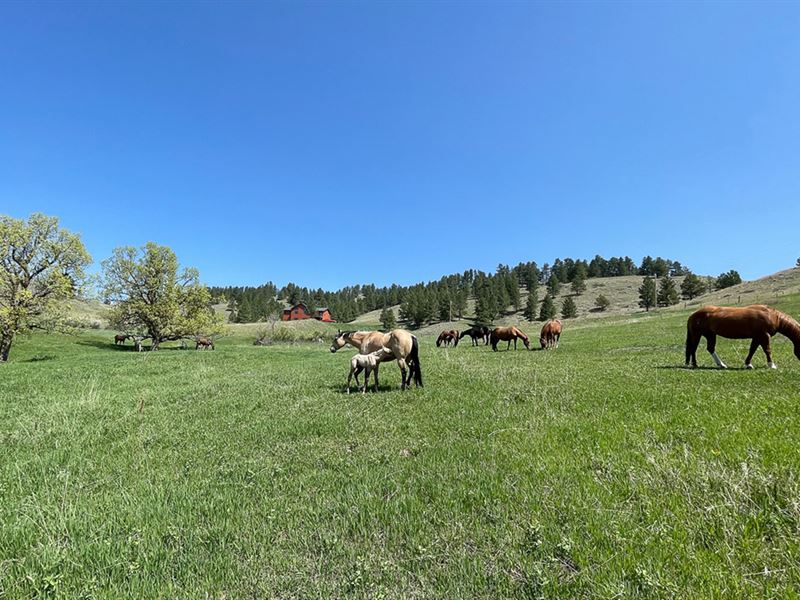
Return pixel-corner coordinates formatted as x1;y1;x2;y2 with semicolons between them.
522;337;531;349
330;331;347;353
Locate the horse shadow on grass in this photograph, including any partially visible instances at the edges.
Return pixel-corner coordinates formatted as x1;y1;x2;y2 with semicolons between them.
25;355;57;362
655;365;751;371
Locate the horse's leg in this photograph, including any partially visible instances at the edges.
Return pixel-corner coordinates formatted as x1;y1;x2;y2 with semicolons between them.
374;363;380;391
744;338;759;369
397;358;408;390
706;334;727;368
347;366;356;393
685;330;701;368
760;334;777;369
363;367;370;394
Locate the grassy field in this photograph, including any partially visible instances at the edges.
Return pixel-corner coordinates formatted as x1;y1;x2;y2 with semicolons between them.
3;296;800;597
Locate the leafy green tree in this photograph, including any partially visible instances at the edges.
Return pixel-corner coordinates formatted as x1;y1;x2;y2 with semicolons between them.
680;273;706;300
523;288;538;322
380;306;396;330
561;296;578;318
0;213;91;362
539;292;557;321
595;294;610;311
638;276;656;311
657;276;679;307
102;242;224;350
547;274;560;296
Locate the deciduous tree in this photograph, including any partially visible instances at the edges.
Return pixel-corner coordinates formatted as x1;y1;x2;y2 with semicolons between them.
0;213;91;362
102;242;223;350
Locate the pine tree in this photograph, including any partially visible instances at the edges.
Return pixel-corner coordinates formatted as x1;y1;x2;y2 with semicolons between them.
547;274;560;296
594;294;610;311
716;270;742;290
539;292;557;320
571;273;586;295
380;307;396;330
561;296;578;318
523;288;538;322
638;277;656;311
475;287;497;325
657;276;679;307
507;276;521;312
680;273;706;299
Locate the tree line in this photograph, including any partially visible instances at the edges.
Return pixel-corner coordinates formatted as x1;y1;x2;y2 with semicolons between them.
210;255;695;327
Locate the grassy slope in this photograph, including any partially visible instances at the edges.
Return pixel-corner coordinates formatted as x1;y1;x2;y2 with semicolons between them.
2;294;800;597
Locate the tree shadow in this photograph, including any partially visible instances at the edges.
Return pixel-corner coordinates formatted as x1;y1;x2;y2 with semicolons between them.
76;340;186;352
25;355;57;362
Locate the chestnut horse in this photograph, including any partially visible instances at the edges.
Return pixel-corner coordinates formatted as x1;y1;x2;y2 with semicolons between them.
459;326;490;346
436;330;459;347
490;326;530;351
331;329;423;390
114;334;129;345
685;304;800;369
540;319;562;349
196;337;215;350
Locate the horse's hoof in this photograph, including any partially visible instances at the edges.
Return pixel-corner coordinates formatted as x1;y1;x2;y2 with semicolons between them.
769;362;778;369
745;364;754;370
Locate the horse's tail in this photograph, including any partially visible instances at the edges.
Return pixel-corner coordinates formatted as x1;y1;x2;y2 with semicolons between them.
408;335;423;387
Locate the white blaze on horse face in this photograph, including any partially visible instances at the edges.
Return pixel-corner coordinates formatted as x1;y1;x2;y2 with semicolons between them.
711;352;727;368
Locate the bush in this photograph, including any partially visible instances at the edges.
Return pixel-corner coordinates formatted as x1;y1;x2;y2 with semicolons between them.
595;294;610;311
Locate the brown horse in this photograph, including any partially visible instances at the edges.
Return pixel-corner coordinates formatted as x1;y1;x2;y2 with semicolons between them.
459;326;490;346
196;337;215;350
490;326;530;351
436;330;459;347
114;334;129;345
685;304;800;369
331;329;423;390
540;319;562;349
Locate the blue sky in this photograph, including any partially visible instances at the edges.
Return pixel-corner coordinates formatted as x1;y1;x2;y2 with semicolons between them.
2;1;799;288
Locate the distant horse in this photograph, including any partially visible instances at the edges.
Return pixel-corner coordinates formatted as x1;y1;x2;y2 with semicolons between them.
346;348;394;393
114;334;129;345
685;304;800;369
196;337;215;350
331;329;423;390
436;330;459;347
459;326;491;346
490;326;530;351
540;319;562;349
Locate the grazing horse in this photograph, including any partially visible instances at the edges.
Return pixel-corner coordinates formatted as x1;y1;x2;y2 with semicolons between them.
346;348;394;393
540;319;562;349
196;337;215;350
436;330;459;347
490;326;530;351
114;334;129;345
685;304;800;369
331;329;423;390
459;326;491;346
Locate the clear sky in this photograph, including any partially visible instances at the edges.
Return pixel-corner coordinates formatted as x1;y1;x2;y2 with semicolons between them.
2;1;799;288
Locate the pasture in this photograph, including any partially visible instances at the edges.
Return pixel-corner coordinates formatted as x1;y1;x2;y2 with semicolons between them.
2;298;800;598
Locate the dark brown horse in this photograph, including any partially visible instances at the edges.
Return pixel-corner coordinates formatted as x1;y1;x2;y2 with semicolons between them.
490;326;530;351
436;330;459;347
459;326;490;346
540;319;562;349
196;337;215;350
686;304;800;369
114;334;129;345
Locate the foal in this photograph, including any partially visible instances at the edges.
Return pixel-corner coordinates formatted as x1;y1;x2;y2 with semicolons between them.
346;348;394;393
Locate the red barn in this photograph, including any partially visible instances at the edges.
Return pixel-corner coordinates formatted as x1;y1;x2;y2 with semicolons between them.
315;308;335;323
281;303;312;321
281;303;336;323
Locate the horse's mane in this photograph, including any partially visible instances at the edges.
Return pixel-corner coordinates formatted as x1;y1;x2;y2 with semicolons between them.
776;311;800;343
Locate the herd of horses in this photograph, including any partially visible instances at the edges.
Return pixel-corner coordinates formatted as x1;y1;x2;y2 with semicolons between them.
112;303;800;394
434;321;563;351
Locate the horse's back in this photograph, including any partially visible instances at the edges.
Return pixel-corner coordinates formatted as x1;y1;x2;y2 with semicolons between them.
690;304;778;338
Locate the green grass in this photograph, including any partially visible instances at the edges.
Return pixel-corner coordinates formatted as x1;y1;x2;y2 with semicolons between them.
3;297;800;598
